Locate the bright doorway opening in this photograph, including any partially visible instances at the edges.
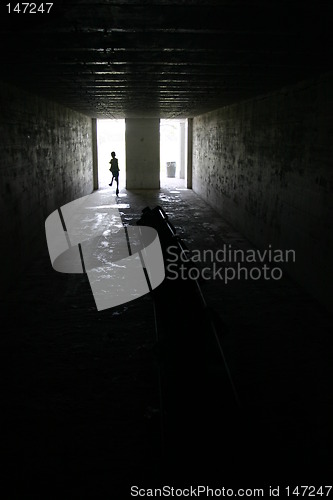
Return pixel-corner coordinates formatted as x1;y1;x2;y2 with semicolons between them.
97;119;126;188
160;119;187;188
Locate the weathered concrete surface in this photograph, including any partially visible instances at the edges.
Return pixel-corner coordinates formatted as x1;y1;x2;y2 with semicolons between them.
2;184;333;494
192;72;333;311
0;81;94;297
125;118;160;189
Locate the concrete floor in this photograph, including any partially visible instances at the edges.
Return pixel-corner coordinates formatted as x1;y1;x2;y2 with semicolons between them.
2;182;333;496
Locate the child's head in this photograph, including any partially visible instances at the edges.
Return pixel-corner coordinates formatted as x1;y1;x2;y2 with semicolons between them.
111;151;116;158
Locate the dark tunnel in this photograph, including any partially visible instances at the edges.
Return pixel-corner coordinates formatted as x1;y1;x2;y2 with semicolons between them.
0;1;333;497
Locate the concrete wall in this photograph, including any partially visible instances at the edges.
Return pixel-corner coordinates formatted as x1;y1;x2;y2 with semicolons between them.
125;118;160;189
192;72;333;310
0;81;94;296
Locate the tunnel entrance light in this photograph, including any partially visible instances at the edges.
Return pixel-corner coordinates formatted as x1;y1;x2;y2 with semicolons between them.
97;119;125;189
160;119;187;188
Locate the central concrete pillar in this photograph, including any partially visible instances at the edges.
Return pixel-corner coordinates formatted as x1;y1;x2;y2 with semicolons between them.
125;118;160;189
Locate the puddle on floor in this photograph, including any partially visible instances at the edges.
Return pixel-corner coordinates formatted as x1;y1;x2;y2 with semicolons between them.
85;205;117;209
109;204;130;209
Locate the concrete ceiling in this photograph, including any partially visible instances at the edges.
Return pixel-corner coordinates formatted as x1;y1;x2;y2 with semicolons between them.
1;0;332;118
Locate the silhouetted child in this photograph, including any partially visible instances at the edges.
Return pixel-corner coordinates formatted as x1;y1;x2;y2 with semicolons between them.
109;151;120;195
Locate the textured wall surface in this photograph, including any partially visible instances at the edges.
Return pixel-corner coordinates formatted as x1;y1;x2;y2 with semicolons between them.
125;118;160;189
0;81;94;295
192;73;333;309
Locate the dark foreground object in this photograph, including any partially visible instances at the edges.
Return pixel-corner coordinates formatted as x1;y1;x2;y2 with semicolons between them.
137;206;247;481
137;205;333;487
